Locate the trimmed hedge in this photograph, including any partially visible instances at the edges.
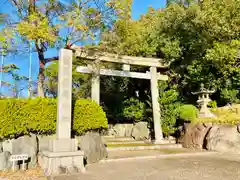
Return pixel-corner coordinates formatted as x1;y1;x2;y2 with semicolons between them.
0;98;108;139
196;104;240;125
179;104;199;122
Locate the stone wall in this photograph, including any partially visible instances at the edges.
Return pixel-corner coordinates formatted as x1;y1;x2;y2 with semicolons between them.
182;123;240;153
0;132;108;172
108;122;150;140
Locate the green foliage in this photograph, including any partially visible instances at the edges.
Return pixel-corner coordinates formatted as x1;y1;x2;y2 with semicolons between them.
179;104;198;122
220;88;239;104
45;61;91;98
0;98;108;139
73;99;108;135
102;0;240;107
17;12;57;45
122;98;146;121
158;82;181;136
196;104;240;125
208;101;217;108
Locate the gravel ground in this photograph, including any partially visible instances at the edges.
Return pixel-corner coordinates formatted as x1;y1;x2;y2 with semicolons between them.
1;153;240;180
54;153;240;180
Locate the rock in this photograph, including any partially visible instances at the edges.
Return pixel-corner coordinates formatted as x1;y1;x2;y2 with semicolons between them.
206;124;240;153
79;132;107;164
112;124;126;137
131;122;150;141
0;142;3;153
237;123;240;133
12;135;38;168
2;139;13;153
108;124;134;137
125;124;133;137
182;123;212;149
0;151;11;171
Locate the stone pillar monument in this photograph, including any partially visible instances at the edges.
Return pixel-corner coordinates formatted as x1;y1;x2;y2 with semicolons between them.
150;66;163;142
40;49;85;177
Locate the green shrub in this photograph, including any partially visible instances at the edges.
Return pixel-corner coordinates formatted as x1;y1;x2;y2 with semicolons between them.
122;98;146;121
73;99;108;135
208;101;217;108
179;104;198;122
196;104;240;125
220;88;239;104
0;98;108;139
157;82;181;137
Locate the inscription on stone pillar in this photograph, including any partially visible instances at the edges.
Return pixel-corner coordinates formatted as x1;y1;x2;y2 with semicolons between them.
56;49;73;139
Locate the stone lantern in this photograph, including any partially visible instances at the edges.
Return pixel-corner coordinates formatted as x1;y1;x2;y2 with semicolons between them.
192;84;216;118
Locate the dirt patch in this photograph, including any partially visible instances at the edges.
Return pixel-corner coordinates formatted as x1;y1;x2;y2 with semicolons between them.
0;166;46;180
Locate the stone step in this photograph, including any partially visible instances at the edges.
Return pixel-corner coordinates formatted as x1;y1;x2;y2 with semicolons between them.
103;148;212;160
106;143;182;151
101;150;217;163
107;141;146;144
106;139;176;145
102;136;134;141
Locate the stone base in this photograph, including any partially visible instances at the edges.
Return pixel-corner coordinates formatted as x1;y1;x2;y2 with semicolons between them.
40;151;85;177
39;139;85;177
152;139;176;144
48;139;78;152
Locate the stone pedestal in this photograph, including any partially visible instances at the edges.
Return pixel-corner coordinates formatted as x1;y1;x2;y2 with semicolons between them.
42;150;85;176
39;139;85;176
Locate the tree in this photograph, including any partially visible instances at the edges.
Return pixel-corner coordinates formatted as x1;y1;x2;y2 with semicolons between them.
0;64;28;98
4;0;132;97
101;0;240;105
44;60;91;98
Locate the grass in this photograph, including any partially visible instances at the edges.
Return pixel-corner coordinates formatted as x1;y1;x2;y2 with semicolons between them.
195;104;240;125
106;143;169;147
106;140;136;143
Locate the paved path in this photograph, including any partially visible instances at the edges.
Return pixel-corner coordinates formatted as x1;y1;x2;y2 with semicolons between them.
54;153;240;180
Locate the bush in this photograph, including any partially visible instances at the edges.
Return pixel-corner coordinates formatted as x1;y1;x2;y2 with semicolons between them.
158;82;181;137
73;99;108;135
0;98;108;139
122;98;146;121
178;104;198;122
208;101;217;108
196;104;240;125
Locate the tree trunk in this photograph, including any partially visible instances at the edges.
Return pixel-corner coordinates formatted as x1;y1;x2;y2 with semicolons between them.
37;51;46;97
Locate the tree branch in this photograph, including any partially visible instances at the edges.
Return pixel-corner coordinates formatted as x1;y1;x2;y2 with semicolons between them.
44;56;59;63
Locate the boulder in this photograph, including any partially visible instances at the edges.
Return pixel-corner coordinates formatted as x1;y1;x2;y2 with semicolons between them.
108;124;134;137
79;132;107;164
112;124;126;137
12;135;38;168
125;124;134;137
131;122;150;141
2;139;13;153
0;142;3;153
237;123;240;133
0;151;11;171
206;124;240;153
182;123;212;149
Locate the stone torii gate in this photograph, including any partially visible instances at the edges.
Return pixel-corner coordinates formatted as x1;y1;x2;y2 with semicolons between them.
40;48;169;176
73;47;169;142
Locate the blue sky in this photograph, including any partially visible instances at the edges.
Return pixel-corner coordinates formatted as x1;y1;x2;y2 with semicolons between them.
1;0;166;97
